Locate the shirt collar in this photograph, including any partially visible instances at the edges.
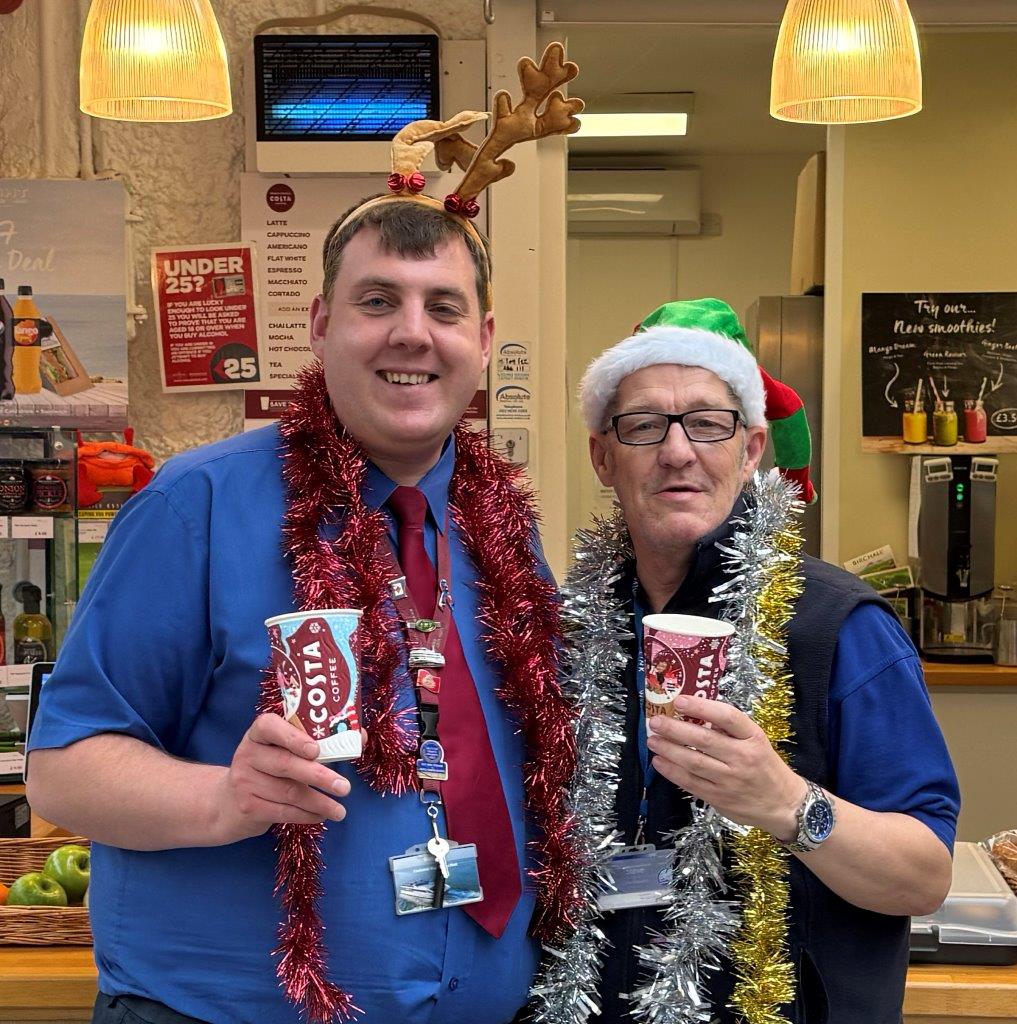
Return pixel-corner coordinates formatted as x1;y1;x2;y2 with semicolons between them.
362;437;455;534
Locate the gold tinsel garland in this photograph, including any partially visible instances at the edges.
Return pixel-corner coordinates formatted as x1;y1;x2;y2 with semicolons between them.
729;519;804;1023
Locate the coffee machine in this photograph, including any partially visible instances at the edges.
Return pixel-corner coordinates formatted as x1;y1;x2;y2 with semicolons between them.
918;455;998;661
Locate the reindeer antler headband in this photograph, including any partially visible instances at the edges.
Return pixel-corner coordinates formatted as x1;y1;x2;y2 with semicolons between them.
332;42;584;309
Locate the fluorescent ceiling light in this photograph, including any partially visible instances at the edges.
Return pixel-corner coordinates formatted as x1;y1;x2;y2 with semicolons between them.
567;193;665;203
575;112;688;138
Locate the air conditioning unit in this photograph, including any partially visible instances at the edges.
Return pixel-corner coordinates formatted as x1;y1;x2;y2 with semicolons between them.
567;169;701;236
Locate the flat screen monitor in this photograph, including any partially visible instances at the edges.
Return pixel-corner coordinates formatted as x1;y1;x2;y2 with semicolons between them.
254;34;440;142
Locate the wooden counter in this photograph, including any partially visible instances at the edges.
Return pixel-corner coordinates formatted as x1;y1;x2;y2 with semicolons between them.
0;946;95;1021
922;661;1017;689
905;962;1017;1022
0;947;1013;1022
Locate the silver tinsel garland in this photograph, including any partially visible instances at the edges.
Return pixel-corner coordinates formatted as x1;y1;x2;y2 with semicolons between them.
531;470;803;1024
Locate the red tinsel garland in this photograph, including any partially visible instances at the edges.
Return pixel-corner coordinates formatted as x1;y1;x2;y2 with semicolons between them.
257;364;581;1021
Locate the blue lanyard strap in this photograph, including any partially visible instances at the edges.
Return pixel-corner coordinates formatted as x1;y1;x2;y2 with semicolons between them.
633;581;655;828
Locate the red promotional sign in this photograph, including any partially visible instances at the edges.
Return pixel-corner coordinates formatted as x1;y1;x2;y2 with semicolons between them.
152;244;263;392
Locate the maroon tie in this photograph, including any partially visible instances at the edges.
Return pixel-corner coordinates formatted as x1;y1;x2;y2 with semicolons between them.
387;486;522;938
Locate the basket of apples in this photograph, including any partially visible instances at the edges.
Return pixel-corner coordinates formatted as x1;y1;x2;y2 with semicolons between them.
0;837;91;944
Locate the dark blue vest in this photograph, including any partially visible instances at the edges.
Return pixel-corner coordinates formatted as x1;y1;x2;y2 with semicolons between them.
597;508;910;1024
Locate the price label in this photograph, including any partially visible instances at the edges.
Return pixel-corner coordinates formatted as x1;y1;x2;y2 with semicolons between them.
0;518;8;539
1;664;33;687
11;517;54;540
78;520;110;543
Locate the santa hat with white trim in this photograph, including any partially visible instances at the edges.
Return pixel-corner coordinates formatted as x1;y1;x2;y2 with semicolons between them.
579;297;816;503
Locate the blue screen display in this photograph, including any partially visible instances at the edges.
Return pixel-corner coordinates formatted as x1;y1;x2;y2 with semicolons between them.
255;35;439;141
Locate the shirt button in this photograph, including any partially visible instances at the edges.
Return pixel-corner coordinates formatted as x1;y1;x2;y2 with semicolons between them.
448;978;459;991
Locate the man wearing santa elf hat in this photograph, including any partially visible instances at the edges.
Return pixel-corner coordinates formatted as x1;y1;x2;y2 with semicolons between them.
533;298;960;1024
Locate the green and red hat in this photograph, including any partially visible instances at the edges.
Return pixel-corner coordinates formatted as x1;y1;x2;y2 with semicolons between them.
579;297;816;504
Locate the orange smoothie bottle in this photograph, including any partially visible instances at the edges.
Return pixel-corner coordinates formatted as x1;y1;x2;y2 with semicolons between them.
11;286;45;394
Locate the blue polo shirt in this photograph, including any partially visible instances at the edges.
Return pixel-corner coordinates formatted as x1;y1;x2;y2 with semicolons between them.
29;425;540;1024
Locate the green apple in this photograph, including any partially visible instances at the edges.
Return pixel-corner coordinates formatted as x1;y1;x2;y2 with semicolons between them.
6;872;68;907
42;844;90;902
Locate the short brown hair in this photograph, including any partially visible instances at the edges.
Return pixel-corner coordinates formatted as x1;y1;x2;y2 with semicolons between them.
321;198;492;310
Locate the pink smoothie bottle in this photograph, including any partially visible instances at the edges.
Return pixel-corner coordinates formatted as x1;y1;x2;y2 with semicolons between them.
964;399;987;443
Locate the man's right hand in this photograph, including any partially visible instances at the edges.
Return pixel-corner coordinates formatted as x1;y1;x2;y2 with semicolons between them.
211;713;355;843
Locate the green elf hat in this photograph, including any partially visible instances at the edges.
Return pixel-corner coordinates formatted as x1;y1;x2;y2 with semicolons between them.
579;297;816;504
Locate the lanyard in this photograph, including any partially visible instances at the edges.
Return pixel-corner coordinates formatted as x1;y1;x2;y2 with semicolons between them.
377;510;455;825
633;580;655;842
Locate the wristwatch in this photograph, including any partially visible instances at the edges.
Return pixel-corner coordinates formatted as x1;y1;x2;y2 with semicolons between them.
780;780;836;853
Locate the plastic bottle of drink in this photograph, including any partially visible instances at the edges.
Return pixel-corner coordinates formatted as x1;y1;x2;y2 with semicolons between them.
0;279;14;400
11;286;48;395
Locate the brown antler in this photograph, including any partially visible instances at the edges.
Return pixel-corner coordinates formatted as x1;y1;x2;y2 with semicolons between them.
452;42;583;202
434;135;479;174
391;110;488;176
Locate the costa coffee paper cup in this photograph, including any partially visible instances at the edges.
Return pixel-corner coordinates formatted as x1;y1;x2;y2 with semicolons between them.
642;613;734;723
265;608;363;763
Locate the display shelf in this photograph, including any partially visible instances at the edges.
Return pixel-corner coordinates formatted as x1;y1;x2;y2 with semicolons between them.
922;660;1017;687
863;436;1017;455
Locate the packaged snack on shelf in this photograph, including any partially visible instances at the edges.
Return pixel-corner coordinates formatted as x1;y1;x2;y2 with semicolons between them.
984;830;1017;895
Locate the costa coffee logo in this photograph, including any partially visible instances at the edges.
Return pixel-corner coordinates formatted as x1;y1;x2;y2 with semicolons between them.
288;618;352;728
266;183;295;213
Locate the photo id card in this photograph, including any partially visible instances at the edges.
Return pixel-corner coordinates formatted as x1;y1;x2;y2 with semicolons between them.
597;844;674;911
389;841;484;916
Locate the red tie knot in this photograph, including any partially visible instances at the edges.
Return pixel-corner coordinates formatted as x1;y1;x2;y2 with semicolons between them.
388;485;428;530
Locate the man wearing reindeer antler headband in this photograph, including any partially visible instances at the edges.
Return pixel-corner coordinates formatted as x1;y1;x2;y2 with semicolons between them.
28;45;585;1024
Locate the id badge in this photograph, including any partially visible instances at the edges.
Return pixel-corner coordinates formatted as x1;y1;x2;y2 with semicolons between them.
597;844;673;911
389;841;484;916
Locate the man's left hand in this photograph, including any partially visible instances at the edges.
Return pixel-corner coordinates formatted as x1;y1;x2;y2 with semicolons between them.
646;695;806;840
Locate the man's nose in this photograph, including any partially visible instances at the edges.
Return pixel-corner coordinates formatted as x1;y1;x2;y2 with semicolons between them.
656;421;697;469
389;301;432;349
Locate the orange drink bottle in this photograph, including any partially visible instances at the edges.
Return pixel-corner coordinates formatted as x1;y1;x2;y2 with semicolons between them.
11;285;46;395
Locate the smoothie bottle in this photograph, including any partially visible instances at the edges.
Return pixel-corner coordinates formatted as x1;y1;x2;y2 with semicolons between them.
0;279;13;400
964;399;987;443
933;400;958;446
902;398;928;444
11;286;49;395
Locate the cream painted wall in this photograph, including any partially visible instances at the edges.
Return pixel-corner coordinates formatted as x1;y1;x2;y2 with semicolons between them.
832;32;1017;842
565;152;811;542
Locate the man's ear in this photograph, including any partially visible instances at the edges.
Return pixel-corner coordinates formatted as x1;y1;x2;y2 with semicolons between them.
479;312;494;370
589;432;615;487
741;425;768;483
309;294;328;361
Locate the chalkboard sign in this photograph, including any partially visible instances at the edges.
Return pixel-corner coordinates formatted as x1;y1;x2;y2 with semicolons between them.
862;292;1017;437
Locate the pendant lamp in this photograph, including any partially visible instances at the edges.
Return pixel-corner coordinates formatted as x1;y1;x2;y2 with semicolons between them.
771;0;922;124
80;0;232;122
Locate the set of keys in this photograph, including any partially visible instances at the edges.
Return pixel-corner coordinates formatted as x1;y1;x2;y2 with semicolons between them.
427;811;451;908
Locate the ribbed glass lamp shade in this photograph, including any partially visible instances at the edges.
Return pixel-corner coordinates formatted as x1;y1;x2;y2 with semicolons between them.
771;0;922;124
80;0;232;122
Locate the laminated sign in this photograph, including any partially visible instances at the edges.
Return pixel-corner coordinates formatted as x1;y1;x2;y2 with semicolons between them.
153;244;263;392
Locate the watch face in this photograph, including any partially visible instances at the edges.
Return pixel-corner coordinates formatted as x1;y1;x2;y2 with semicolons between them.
804;797;834;842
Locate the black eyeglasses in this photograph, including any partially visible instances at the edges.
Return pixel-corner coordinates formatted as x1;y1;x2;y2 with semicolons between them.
608;409;743;446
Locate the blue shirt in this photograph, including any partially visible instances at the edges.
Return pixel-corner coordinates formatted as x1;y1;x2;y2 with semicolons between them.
29;425;541;1024
828;602;959;849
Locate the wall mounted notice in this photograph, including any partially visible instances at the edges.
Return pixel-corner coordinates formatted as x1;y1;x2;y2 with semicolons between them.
862;292;1017;436
153;244;262;392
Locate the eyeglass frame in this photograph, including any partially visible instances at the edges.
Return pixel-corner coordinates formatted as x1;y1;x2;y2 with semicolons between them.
606;408;745;446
